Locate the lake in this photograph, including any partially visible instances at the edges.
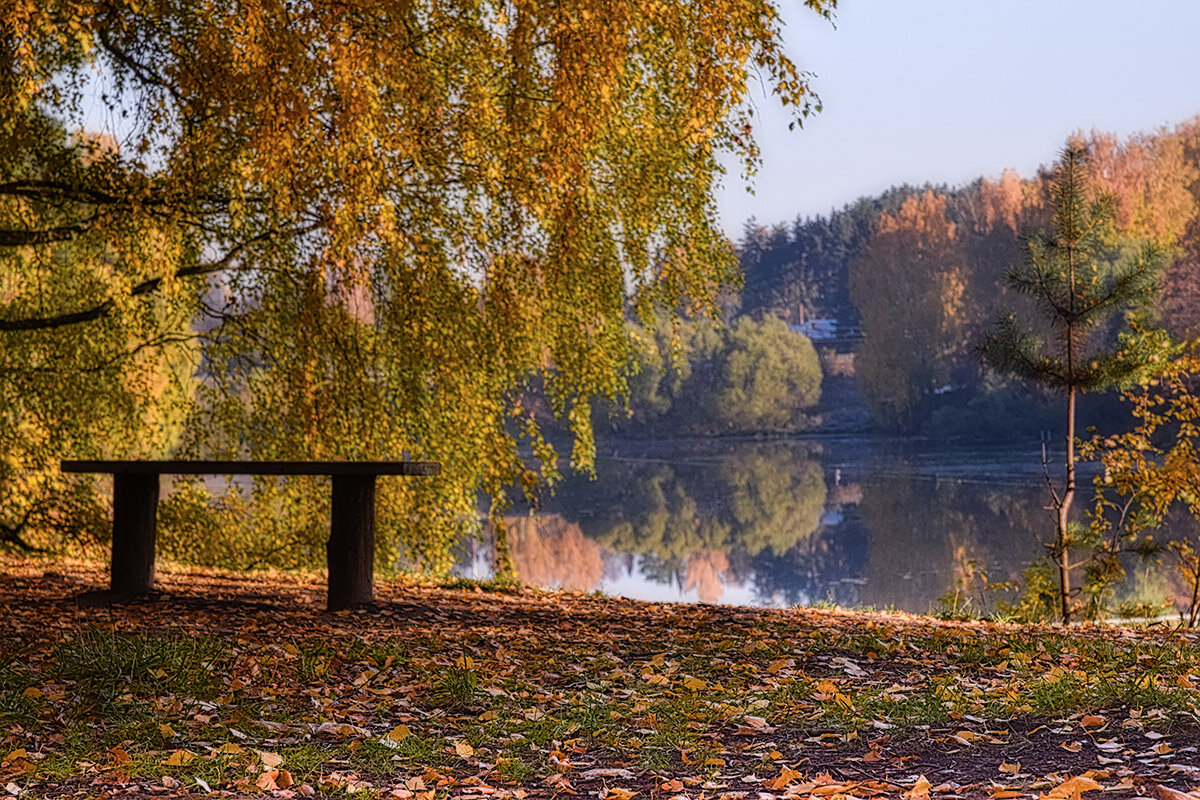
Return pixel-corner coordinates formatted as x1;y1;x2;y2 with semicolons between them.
457;437;1184;616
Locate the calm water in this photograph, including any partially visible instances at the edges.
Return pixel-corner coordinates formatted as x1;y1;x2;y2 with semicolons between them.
458;437;1177;614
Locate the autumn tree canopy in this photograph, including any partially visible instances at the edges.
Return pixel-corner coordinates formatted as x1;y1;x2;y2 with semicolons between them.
850;190;971;432
1;0;835;567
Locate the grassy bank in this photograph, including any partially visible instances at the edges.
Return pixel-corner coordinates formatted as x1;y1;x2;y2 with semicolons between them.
2;556;1200;799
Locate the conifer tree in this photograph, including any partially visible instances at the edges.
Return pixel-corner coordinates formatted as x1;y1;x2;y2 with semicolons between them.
980;143;1170;623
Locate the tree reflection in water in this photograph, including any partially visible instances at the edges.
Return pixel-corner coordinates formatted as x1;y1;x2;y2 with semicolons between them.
505;443;832;602
470;441;1068;612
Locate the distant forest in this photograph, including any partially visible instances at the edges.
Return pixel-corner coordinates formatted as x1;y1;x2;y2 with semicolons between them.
734;118;1200;437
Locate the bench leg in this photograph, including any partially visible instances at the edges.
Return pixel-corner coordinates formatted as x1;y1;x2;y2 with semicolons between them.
328;474;376;611
110;473;160;597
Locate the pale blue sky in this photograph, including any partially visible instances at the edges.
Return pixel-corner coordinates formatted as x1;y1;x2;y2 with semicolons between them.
718;0;1200;237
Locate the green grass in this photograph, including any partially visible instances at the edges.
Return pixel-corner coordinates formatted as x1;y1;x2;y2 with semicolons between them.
496;755;537;783
293;639;338;682
439;575;523;594
430;663;480;709
53;628;226;703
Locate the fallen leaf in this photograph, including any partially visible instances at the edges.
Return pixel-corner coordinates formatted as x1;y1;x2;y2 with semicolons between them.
164;750;193;767
314;721;370;737
580;769;636;780
1047;776;1102;798
904;775;931;799
766;767;803;790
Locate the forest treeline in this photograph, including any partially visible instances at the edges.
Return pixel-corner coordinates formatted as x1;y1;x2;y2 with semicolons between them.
734;119;1200;435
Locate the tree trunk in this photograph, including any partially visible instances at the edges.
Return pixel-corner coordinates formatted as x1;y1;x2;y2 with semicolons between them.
327;474;376;611
1058;385;1077;624
110;473;160;597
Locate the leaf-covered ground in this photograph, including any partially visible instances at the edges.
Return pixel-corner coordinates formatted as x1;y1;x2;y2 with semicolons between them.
4;557;1200;800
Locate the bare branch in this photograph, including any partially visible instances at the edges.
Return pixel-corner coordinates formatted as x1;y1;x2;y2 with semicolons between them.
0;226;307;332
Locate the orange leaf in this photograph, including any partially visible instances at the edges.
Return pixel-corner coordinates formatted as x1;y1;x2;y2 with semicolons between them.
904;775;931;800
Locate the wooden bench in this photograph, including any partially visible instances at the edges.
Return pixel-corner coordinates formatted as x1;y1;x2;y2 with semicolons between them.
60;460;440;610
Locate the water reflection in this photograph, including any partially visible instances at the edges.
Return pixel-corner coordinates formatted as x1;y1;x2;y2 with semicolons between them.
465;439;1097;612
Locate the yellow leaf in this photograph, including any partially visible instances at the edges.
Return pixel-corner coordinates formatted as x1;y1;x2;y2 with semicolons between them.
218;743;244;755
682;676;706;691
20;687;41;700
385;724;412;742
158;724;177;739
998;761;1020;774
454;741;474;758
606;789;637;800
165;750;194;767
259;750;284;768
